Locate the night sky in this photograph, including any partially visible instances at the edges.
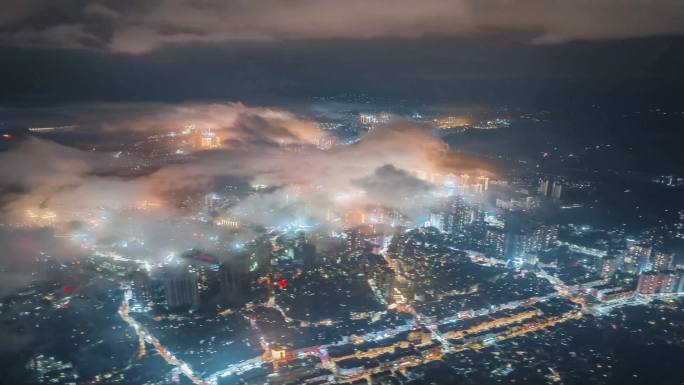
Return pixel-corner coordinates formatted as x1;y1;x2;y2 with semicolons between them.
0;1;683;107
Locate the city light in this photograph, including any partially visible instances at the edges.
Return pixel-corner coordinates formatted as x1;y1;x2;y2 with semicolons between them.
2;3;683;384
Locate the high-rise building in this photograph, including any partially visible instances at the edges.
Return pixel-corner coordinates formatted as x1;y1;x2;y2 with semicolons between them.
673;269;684;294
345;227;368;253
652;250;673;272
251;238;273;273
537;224;559;249
220;257;249;306
510;224;558;257
359;113;378;125
477;176;490;191
442;197;483;234
130;269;152;303
293;233;317;267
181;250;222;308
624;243;652;273
465;220;508;260
538;179;550;196
551;182;563;200
428;211;445;231
598;256;617;278
483;226;507;259
636;270;681;294
220;263;239;294
636;271;662;294
538;179;562;199
191;262;220;301
659;271;676;293
163;266;199;309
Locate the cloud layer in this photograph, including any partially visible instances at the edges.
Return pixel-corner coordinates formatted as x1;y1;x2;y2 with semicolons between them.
0;101;495;300
0;102;488;228
99;102;325;147
1;0;683;53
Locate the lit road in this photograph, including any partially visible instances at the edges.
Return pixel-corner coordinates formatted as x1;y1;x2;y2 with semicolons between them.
118;295;207;385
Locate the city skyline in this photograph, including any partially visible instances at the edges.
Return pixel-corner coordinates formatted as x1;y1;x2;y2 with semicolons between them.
2;2;684;385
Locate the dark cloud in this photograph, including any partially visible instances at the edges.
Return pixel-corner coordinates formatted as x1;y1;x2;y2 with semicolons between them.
2;36;683;109
352;164;434;205
0;0;682;53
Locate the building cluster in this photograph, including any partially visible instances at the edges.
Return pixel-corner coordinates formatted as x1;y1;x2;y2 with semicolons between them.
495;196;541;212
128;231;328;314
25;354;78;384
631;246;684;294
128;249;252;312
359;112;391;128
636;269;684;294
433;115;472;129
540;231;682;298
428;196;558;264
537;179;563;200
198;130;221;149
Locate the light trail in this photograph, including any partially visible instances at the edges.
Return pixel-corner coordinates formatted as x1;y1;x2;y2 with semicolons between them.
118;299;207;385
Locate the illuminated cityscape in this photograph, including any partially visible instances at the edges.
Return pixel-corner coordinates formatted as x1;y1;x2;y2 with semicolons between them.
2;2;684;385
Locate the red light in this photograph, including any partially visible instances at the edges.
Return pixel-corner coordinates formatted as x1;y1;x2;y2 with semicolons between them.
2;134;12;141
196;254;217;263
62;285;75;295
278;279;287;289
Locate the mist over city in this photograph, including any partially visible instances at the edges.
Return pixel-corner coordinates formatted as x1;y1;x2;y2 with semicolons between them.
2;2;684;385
